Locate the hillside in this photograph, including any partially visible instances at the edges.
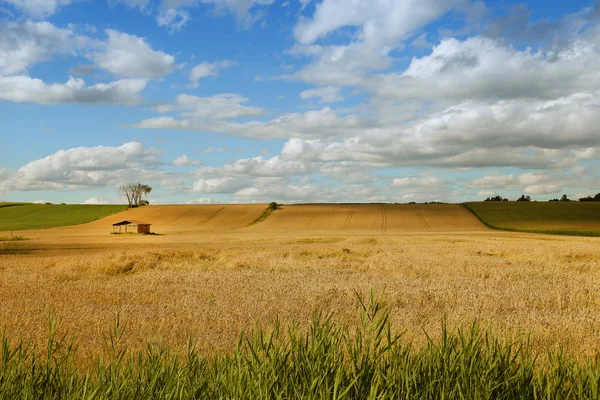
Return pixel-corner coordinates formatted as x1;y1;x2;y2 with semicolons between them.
0;204;128;231
250;203;486;231
103;204;267;230
464;202;600;236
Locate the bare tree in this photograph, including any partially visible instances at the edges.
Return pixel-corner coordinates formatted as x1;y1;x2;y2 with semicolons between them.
118;183;152;207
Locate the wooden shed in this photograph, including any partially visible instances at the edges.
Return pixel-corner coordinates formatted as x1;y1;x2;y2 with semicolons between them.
112;220;152;234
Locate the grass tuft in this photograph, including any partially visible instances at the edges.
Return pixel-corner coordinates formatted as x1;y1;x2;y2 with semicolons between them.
2;292;600;398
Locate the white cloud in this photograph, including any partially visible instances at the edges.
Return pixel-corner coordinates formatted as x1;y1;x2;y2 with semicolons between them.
220;107;374;139
0;142;167;194
377;35;600;102
157;7;191;33
131;93;266;130
293;0;459;74
392;176;447;187
191;177;250;193
189;60;236;87
524;183;563;195
185;197;217;204
299;86;343;103
2;0;73;19
0;20;85;76
92;30;175;78
197;156;309;178
173;154;202;166
84;196;122;204
0;75;147;105
465;175;516;189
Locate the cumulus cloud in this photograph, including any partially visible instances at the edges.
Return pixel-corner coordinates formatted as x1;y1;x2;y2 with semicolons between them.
2;0;73;19
292;0;463;82
299;86;343;103
196;156;309;178
0;142;166;194
0;20;85;75
173;154;202;166
131;93;266;129
189;60;237;87
375;34;600;102
191;177;251;193
92;30;175;78
84;196;122;204
157;7;190;33
0;75;147;105
392;176;448;187
185;197;217;204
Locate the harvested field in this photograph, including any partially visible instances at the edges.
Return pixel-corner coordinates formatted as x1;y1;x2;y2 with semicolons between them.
0;204;267;241
1;203;600;368
252;203;485;231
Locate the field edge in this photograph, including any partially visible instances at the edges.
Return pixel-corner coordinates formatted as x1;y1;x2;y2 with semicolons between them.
462;203;600;238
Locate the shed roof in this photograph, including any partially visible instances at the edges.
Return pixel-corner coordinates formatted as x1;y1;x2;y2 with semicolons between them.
112;220;151;226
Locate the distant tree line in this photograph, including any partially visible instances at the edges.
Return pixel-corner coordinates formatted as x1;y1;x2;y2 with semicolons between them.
579;193;600;202
484;193;600;202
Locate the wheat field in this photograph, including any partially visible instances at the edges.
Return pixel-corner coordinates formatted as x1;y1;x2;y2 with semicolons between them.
1;204;599;365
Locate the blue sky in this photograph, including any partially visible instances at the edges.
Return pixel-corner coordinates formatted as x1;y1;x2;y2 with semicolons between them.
1;0;599;204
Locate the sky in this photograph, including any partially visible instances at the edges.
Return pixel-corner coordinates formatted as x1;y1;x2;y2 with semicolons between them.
0;0;599;205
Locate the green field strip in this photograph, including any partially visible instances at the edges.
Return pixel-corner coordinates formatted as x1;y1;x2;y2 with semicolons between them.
0;204;128;231
463;202;600;237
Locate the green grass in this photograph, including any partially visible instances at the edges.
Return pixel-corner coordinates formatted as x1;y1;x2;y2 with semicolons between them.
464;202;600;237
0;235;28;241
0;204;128;231
1;292;599;399
251;202;280;225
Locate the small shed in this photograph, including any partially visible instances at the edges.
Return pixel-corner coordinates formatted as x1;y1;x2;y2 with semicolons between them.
112;220;152;234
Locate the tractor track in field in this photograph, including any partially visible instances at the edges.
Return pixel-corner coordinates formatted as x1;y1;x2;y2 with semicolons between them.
343;205;356;229
272;210;289;224
380;204;388;231
417;211;431;230
198;207;225;225
167;208;196;224
305;205;325;228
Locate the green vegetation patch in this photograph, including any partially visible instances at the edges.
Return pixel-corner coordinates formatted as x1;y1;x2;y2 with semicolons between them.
2;293;600;398
464;202;600;237
0;235;28;241
251;202;280;225
0;204;128;231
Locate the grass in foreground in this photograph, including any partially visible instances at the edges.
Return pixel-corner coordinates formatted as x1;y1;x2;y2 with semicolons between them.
0;204;128;231
464;202;600;237
2;293;599;399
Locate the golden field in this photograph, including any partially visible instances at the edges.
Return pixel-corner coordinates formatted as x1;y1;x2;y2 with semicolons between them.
1;204;599;364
